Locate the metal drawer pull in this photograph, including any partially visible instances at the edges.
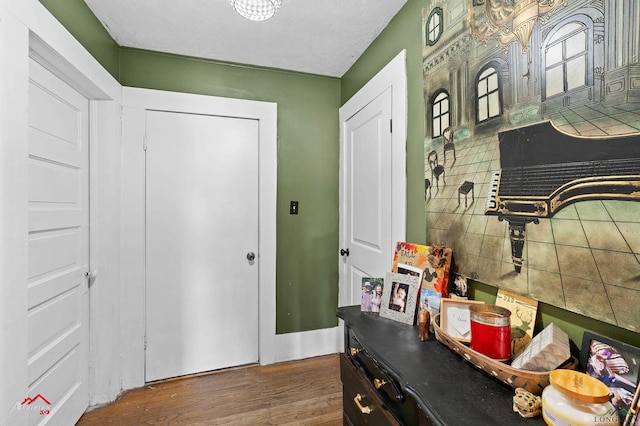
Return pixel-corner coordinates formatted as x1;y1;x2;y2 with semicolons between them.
350;347;361;356
374;378;387;389
353;393;371;414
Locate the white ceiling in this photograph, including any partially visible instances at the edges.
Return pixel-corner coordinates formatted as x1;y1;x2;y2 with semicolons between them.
83;0;408;78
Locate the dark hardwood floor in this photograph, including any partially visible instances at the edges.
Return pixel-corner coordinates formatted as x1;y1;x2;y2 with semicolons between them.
77;354;342;425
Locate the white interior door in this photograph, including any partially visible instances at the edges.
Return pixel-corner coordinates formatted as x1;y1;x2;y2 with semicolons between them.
27;58;89;425
145;110;259;382
342;88;393;306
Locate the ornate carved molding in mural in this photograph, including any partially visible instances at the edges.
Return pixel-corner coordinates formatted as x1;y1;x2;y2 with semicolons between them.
423;34;474;73
449;44;474;72
466;0;568;52
594;15;604;44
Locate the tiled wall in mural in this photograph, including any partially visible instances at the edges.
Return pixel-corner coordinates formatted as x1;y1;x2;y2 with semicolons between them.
422;0;640;331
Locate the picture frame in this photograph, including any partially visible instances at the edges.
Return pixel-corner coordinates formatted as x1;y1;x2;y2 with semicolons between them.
450;273;468;299
396;263;424;283
580;331;640;422
379;272;421;325
360;277;384;313
397;262;426;312
440;298;485;343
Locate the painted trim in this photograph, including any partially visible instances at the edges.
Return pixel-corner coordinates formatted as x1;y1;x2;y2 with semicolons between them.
4;0;121;101
120;105;147;390
338;50;408;309
0;9;31;426
122;87;278;381
274;327;340;363
88;100;123;405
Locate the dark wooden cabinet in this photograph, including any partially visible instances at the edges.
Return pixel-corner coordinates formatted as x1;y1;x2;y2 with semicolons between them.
341;354;401;425
342;330;427;425
337;306;545;426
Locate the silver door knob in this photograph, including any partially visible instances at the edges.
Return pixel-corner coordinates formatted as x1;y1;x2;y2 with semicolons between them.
247;252;256;261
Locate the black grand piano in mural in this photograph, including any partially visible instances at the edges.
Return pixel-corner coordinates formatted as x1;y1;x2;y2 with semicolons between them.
485;121;640;272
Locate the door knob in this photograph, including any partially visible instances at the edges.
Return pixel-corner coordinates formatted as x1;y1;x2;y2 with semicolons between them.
246;252;256;261
85;270;97;286
340;248;349;257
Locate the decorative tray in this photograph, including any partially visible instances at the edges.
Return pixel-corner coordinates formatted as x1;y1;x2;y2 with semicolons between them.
432;313;577;395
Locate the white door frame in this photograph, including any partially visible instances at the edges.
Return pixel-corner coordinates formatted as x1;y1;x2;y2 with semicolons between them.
121;87;277;387
338;50;408;308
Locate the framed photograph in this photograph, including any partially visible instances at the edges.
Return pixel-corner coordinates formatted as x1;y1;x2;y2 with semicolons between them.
450;274;468;299
580;331;640;422
440;298;485;343
379;272;421;325
360;277;384;313
396;263;424;283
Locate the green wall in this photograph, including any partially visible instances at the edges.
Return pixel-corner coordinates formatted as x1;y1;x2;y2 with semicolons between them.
119;49;341;333
38;1;341;334
341;0;428;246
39;0;640;347
39;0;119;79
341;0;640;349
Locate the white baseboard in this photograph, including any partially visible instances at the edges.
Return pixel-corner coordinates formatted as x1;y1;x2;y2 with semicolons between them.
272;326;341;363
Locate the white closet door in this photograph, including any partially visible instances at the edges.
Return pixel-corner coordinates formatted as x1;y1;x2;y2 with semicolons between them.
145;110;260;382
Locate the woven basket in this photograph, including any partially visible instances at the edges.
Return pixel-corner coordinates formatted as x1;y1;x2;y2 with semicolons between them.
432;313;577;395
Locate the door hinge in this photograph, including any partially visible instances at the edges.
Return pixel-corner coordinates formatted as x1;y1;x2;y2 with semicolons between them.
390;119;393;133
144;336;147;350
143;135;148;152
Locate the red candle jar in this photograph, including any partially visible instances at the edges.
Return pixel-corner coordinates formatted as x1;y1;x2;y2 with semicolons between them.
469;304;511;361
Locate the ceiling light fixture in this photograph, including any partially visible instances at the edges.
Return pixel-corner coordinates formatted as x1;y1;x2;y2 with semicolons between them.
229;0;282;21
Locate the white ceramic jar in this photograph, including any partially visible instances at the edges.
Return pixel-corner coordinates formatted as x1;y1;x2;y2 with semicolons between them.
542;370;620;426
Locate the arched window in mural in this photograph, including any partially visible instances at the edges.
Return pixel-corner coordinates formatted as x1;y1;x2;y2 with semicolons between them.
476;64;502;123
426;7;443;46
543;19;593;99
431;90;450;138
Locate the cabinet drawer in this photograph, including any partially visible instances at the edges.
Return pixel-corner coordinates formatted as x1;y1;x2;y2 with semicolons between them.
345;329;426;425
341;354;398;426
348;333;403;403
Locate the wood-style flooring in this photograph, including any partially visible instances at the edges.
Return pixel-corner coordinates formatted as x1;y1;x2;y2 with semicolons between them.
76;354;342;425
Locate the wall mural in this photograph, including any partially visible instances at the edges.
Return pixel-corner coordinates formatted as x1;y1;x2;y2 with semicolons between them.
422;0;640;331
